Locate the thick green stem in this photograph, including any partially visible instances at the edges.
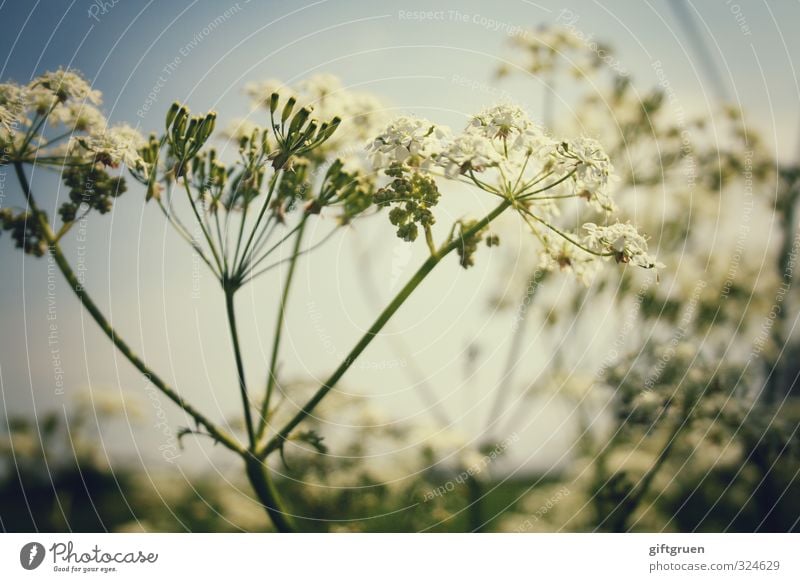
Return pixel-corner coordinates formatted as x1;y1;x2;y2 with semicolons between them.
244;454;296;532
465;473;485;532
13;163;243;455
256;218;307;441
261;199;511;457
225;288;257;449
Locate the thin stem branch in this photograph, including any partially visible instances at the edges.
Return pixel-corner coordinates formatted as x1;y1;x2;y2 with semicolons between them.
517;167;577;199
156;197;217;274
13;162;243;455
260;199;511;458
242;225;340;286
183;179;224;278
520;207;613;258
256;218;308;441
236;170;281;275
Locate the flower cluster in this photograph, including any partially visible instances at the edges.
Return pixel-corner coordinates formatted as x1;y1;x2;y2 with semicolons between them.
368;116;448;170
71;123;148;170
0;69;148;240
0;69;111;160
366;103;660;276
373;164;440;242
555;138;616;212
245;74;387;156
1;69;147;173
59;165;128;221
31;68;102;105
583;222;663;269
0;208;47;256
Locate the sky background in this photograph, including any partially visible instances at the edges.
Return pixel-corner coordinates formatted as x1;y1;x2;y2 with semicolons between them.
1;0;799;476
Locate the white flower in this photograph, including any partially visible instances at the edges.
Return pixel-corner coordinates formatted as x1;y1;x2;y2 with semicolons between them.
556;137;616;212
0;105;16;135
26;85;59;115
583;222;662;269
31;68;101;105
48;101;107;133
469;104;533;139
453;104;556;188
368;116;448;169
0;82;27;132
72;123;147;169
438;133;503;177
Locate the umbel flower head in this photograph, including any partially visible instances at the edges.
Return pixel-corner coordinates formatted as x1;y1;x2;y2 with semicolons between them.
366;103;662;279
71;123;148;170
31;67;102;104
583;222;663;269
368;116;448;170
0;68;150;251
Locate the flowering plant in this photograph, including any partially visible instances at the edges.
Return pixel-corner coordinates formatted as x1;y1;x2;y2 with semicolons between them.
1;68;659;531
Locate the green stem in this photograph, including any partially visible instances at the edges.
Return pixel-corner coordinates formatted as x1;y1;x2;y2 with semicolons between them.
261;199;511;457
224;288;257;449
517;167;577;199
184;179;224;278
13;163;243;456
521;208;614;258
256;218;308;441
424;224;437;256
236;170;281;275
244;454;296;532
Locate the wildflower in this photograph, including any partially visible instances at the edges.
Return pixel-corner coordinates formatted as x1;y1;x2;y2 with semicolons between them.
438;133;504;177
0;82;26;134
369;116;448;170
48;101;107;133
583;222;662;268
0;105;15;135
31;68;102;105
72;124;147;170
469;103;532;139
555;137;616;212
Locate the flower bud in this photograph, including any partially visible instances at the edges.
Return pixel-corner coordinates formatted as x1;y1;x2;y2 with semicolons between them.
165;102;181;132
281;96;296;124
287;107;312;136
269;92;280;116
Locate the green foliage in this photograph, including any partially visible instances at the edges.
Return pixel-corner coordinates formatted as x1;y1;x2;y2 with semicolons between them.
60;164;127;221
374;164;440;242
0;208;47;256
